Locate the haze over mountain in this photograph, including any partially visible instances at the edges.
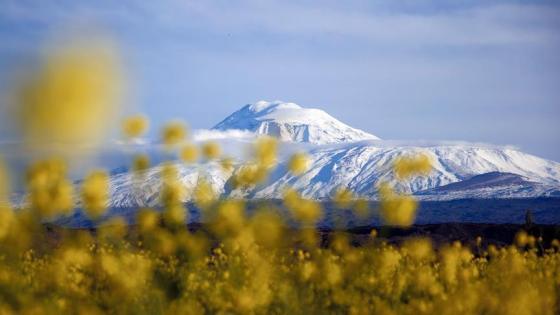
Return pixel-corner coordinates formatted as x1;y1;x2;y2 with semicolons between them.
100;101;560;208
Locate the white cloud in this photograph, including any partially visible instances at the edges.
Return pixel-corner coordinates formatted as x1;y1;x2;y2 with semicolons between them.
176;1;560;47
192;129;256;142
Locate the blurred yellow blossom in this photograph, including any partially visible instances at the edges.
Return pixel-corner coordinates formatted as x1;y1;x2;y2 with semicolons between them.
0;207;14;240
515;230;529;247
159;163;186;209
81;170;109;219
180;143;198;163
98;216;127;240
193;179;216;209
202;141;221;160
13;38;124;149
100;251;152;293
211;200;246;237
254;136;277;168
131;154;150;173
163;205;186;226
378;183;417;227
231;163;268;188
122;114;148;138
136;208;159;233
220;157;235;172
0;159;9;202
283;188;322;224
403;238;433;261
288;152;309;175
353;198;370;219
393;153;432;180
250;210;284;247
333;187;355;209
161;121;187;146
26;159;74;217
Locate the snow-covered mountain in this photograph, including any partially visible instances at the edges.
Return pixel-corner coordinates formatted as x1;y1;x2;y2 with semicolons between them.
213;100;378;144
105;141;560;207
99;101;560;207
249;143;560;200
415;172;560;200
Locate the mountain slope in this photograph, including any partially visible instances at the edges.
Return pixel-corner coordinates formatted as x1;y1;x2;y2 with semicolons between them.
213;100;379;144
421;172;535;192
37;100;559;209
105;141;560;207
415;172;560;200
248;143;560;200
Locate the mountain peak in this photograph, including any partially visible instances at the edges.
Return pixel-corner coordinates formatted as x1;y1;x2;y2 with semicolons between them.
213;100;379;144
247;100;301;113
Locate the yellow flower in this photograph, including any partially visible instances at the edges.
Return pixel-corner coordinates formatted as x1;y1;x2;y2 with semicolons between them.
26;159;74;217
100;251;152;292
122;114;149;138
177;231;209;260
288;152;309;175
98;216;127;240
136;208;159;233
81;170;110;219
180;143;198;163
161;121;187;146
160;179;186;209
13;38;124;150
333;188;354;209
131;154;150;173
403;238;433;261
378;183;417;227
232;163;268;188
0;159;9;202
152;228;177;255
353;198;370;219
283;188;322;224
393;153;433;180
163;205;186;226
159;163;186;209
254;136;277;168
515;231;528;247
60;247;92;268
220;157;235;172
0;206;14;240
159;162;178;181
193;179;216;209
250;210;284;247
211;200;246;236
300;261;317;281
202;141;221;160
324;260;342;286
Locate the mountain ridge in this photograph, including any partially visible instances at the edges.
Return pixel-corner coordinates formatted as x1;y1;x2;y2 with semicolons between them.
101;101;560;207
15;100;559;210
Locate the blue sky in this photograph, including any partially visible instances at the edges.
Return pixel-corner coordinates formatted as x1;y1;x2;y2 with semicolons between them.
1;0;559;160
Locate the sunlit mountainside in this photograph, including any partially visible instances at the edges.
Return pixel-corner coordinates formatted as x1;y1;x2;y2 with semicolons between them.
95;101;560;209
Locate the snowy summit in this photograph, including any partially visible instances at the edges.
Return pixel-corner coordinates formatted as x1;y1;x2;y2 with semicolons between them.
213;100;379;144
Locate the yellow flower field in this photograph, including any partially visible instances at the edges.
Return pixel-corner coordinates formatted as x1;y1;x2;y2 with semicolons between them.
0;38;558;315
